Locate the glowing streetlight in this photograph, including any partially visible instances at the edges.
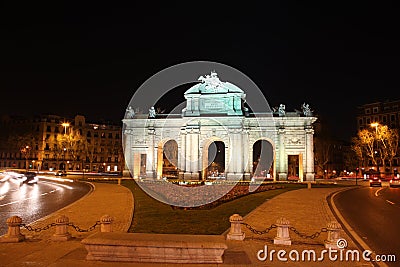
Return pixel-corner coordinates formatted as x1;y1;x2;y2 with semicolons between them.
61;122;70;135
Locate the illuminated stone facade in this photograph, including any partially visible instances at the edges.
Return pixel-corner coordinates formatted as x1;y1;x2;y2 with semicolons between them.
123;72;317;181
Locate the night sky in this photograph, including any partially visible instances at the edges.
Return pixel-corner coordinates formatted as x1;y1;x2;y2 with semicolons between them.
1;2;399;141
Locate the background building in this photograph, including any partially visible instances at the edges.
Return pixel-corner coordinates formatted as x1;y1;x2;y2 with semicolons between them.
0;114;125;174
356;100;400;176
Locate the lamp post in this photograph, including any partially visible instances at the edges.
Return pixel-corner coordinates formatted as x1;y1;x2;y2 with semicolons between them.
371;123;380;177
63;148;67;171
61;122;70;135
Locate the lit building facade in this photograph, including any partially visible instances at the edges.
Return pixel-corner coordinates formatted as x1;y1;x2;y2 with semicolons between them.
0;114;124;173
356;100;400;174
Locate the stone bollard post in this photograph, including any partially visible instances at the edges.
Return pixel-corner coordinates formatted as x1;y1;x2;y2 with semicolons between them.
274;217;291;245
324;221;343;249
0;216;25;242
52;215;72;241
226;214;245;240
307;181;312;189
100;214;113;232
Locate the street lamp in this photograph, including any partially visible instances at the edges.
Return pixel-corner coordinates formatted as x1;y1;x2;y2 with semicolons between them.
61;122;70;135
63;147;67;171
370;122;380;177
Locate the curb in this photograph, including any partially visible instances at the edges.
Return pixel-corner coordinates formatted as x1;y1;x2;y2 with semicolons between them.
327;186;389;267
25;181;95;227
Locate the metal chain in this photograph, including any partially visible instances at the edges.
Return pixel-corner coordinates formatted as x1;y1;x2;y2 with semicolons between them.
289;226;328;239
241;222;277;235
67;221;100;232
21;223;57;232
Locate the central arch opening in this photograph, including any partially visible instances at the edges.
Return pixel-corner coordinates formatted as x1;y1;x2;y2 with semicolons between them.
207;141;225;179
162;140;178;179
253;140;274;180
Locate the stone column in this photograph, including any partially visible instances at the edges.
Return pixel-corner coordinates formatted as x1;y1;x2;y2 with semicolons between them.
278;128;287;180
243;128;251;180
191;127;199;180
179;128;186;179
235;130;243;174
146;127;155;178
305;126;315;181
184;128;192;179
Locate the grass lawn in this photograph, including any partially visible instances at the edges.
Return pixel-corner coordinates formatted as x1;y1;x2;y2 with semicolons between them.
121;180;312;235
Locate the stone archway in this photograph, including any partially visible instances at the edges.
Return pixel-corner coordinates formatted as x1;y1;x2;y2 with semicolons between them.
201;138;226;180
252;139;274;180
157;139;178;179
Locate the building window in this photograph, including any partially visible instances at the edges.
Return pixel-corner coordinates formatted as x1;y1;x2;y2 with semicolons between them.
108;157;111;163
365;108;371;114
108;133;113;138
114;157;119;163
101;132;105;138
373;107;379;113
47;126;51;132
87;131;91;137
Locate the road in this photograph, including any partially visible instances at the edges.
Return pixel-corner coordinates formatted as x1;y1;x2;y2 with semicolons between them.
0;174;92;236
333;183;400;266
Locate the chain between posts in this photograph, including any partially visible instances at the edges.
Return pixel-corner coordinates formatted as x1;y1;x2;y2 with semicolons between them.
20;221;101;233
289;226;328;239
241;222;277;235
67;221;100;232
21;223;56;232
241;222;328;240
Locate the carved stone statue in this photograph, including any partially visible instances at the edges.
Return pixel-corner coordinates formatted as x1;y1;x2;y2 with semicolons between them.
278;104;286;117
125;106;135;119
302;103;312;116
198;71;224;93
149;106;156;118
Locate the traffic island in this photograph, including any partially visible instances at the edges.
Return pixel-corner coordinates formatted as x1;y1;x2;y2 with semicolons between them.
81;232;228;263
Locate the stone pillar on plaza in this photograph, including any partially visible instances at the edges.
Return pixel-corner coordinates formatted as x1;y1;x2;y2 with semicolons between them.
226;214;245;241
52;215;72;241
100;214;113;233
274;217;291;245
0;216;25;242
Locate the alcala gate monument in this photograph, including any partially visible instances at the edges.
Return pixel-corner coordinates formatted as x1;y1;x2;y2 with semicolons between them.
122;69;317;183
